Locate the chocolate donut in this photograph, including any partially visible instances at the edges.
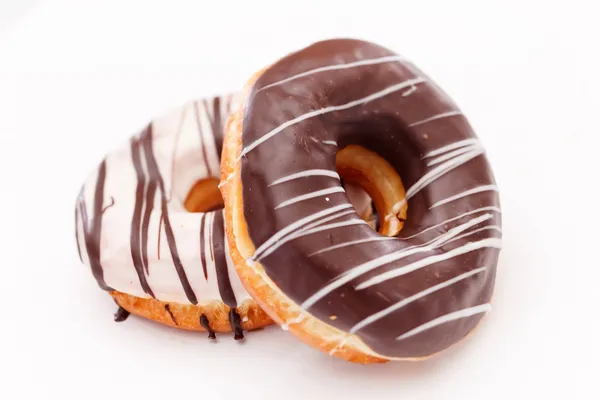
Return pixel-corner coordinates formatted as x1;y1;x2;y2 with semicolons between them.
221;39;501;362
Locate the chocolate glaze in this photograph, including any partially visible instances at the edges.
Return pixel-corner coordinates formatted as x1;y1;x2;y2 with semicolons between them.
200;314;216;339
240;39;501;358
114;306;130;322
229;309;244;340
164;304;178;325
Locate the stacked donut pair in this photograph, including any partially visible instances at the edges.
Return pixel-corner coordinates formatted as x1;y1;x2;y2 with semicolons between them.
75;39;501;363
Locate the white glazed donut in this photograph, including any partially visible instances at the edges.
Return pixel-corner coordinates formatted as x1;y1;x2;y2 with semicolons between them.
74;93;372;338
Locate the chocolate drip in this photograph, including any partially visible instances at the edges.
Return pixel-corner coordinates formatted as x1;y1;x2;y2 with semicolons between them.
193;102;213;177
114;306;130;322
164;304;177;325
228;309;244;340
129;138;155;297
199;215;208;281
211;210;238;308
140;126;199;305
78;161;113;291
199;314;216;339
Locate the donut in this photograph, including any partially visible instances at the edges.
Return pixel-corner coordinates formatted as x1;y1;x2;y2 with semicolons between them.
74;93;272;339
221;39;502;362
74;93;373;340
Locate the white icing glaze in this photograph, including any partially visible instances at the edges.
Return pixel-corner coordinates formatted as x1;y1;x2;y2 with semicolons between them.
75;94;252;305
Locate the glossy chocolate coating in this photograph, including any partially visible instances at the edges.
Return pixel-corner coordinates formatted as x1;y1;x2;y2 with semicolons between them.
240;39;501;358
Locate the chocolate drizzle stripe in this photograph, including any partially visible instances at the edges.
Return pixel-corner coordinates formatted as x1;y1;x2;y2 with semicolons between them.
204;97;223;158
141;126;198;305
199;214;208;281
129;137;155;297
212;210;237;308
78;161;112;291
193;102;213;177
141;167;157;275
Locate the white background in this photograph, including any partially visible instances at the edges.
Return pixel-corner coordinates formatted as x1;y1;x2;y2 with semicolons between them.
0;1;595;399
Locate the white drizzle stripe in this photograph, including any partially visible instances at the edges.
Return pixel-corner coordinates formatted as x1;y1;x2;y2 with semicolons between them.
240;77;427;158
402;86;418;97
443;226;502;246
308;237;397;257
395;303;492;341
258;55;406;91
251;204;353;260
269;169;340;187
400;206;501;240
356;238;502;290
423;138;479;158
349;267;487;334
322;140;337;146
258;219;366;261
430;185;499;209
401;147;485;205
426;145;479;167
275;187;346;209
408;110;463;127
300;214;493;309
255;209;356;261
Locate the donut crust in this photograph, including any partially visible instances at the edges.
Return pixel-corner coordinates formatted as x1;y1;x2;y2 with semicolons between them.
111;291;272;334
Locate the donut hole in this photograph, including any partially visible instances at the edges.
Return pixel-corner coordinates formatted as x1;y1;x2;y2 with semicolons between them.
336;145;407;237
341;181;378;231
184;178;224;213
